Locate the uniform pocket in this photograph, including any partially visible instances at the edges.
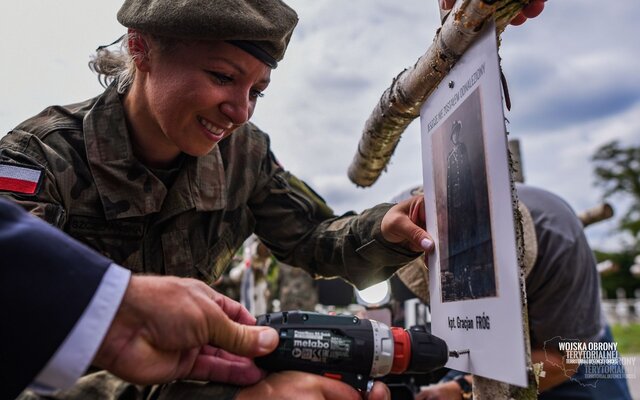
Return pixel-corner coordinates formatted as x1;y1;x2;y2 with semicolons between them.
193;228;236;285
67;214;144;272
162;229;196;278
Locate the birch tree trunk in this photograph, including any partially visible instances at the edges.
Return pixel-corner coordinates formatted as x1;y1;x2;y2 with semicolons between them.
348;0;530;187
509;139;525;183
347;1;543;398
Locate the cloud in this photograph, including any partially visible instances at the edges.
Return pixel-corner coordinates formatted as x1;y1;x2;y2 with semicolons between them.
1;0;637;251
501;1;640;134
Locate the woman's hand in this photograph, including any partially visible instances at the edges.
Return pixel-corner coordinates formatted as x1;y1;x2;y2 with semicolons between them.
440;0;547;26
381;195;434;253
236;371;391;400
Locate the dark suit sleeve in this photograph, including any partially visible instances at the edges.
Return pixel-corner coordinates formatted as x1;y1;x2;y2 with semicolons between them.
0;199;113;399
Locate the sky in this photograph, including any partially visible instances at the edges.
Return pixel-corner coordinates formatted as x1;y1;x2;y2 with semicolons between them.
1;0;639;252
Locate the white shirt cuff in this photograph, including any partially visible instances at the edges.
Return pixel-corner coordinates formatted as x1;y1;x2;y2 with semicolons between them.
29;263;131;394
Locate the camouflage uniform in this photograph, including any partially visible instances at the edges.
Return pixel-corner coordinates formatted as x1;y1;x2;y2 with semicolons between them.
0;84;420;399
278;262;318;311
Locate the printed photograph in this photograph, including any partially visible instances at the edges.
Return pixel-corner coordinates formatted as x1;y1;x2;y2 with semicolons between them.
431;88;497;302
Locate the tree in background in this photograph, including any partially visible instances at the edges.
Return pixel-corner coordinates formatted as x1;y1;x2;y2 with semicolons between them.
594;249;638;298
592;140;640;248
592;140;640;297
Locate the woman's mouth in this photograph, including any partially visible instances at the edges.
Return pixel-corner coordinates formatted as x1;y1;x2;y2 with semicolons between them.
198;117;226;142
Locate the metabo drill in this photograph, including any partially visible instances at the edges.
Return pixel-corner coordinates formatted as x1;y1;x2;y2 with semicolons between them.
255;311;449;392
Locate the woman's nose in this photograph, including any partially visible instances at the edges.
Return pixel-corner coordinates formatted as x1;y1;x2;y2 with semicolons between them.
220;91;252;125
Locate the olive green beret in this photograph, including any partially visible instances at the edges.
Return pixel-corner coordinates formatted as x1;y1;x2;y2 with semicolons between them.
117;0;298;68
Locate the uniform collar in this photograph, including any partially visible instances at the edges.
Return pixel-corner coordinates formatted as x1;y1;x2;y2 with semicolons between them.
83;85;226;220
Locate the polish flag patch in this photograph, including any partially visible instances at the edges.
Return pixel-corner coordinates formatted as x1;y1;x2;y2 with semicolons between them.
0;164;43;195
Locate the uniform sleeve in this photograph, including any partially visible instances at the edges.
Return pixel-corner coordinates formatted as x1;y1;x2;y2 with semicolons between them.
0;198;113;399
30;264;130;395
0;130;68;227
250;148;421;290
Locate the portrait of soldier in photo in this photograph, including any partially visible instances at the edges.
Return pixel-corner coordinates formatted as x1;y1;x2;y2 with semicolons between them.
431;89;497;302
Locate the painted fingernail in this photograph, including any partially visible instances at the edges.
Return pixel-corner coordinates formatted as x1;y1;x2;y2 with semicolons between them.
439;0;447;9
421;238;434;251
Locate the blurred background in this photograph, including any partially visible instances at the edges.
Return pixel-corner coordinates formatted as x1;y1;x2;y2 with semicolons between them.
1;0;639;393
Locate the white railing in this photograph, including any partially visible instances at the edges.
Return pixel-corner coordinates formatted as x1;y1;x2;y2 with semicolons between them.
602;288;640;325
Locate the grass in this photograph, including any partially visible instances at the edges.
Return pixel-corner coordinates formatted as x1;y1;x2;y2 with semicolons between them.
611;323;640;354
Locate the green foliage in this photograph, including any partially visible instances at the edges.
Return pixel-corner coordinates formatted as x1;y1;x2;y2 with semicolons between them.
595;250;640;299
610;324;640;354
592;140;640;242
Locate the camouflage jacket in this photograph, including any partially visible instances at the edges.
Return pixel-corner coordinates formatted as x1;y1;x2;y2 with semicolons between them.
2;84;421;399
0;84;419;289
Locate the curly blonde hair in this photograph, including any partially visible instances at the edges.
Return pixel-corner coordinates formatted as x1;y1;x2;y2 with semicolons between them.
89;32;136;93
89;31;178;94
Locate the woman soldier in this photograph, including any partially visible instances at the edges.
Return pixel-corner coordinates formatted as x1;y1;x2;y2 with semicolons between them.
1;0;433;399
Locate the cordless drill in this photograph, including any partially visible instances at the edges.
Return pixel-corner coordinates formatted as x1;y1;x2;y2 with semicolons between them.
255;311;449;392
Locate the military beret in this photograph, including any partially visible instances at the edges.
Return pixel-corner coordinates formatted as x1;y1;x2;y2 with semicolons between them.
117;0;298;68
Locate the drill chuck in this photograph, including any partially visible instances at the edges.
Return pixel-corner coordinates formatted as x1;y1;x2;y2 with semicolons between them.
255;311;448;391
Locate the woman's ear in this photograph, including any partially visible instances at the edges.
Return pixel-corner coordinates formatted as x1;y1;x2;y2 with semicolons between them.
127;28;151;71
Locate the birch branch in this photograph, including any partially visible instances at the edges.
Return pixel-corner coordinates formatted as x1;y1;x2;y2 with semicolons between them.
578;203;615;227
348;0;529;187
349;1;541;397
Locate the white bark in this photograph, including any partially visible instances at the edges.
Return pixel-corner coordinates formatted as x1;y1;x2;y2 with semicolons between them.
348;0;530;187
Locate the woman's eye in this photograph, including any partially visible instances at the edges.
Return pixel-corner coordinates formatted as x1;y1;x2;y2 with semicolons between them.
209;71;233;84
250;89;265;99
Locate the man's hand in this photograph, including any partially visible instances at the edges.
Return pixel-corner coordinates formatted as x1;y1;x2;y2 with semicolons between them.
236;371;391;400
440;0;547;26
381;195;435;253
532;346;578;391
93;276;279;386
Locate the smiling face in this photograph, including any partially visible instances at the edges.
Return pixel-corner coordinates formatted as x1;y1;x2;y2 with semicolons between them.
124;36;271;166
